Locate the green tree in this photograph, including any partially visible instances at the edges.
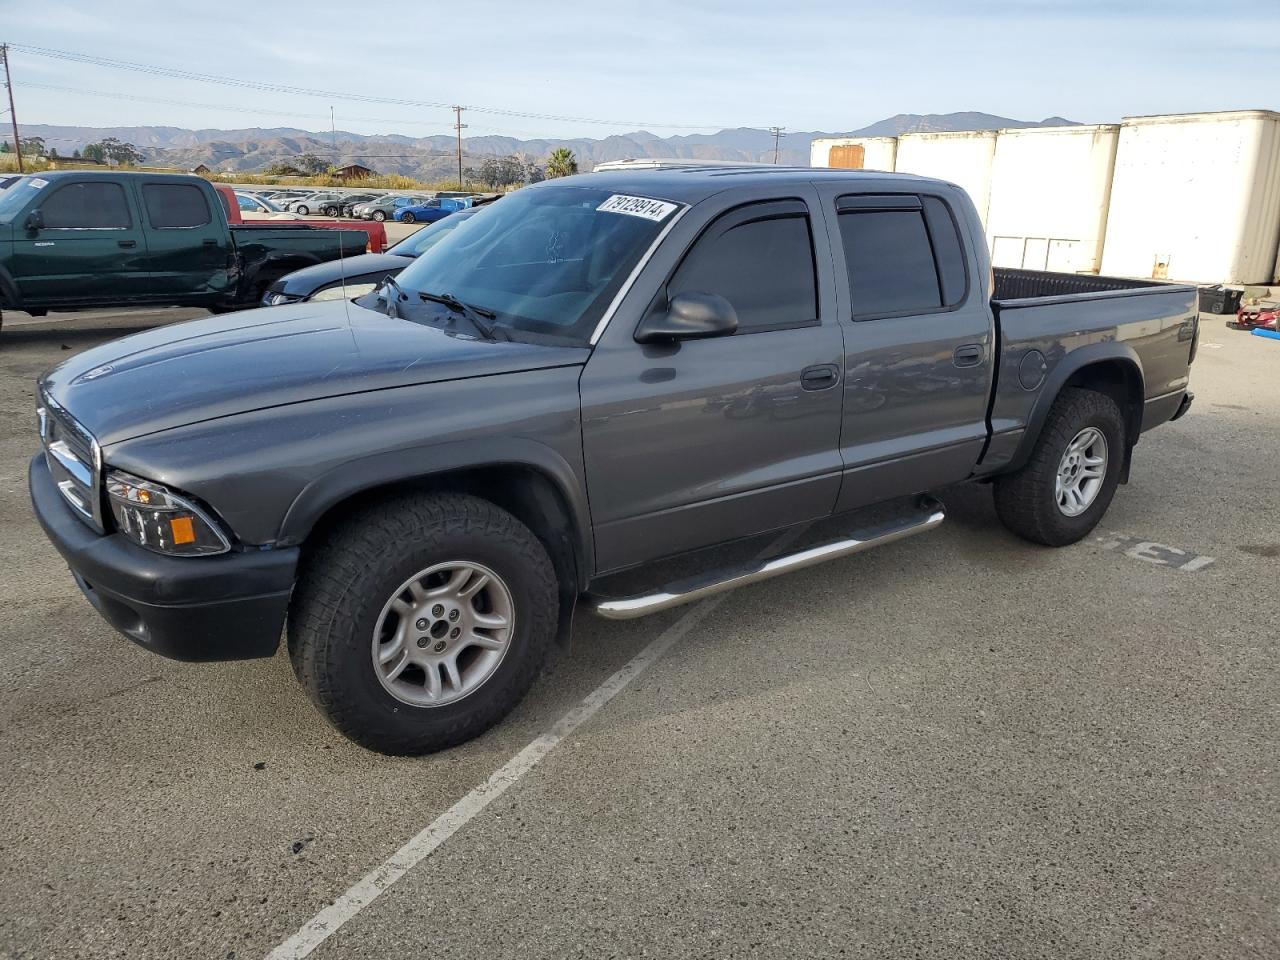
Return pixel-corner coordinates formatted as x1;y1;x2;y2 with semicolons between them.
18;136;47;157
0;141;10;154
477;155;524;189
83;138;144;165
296;153;329;175
545;148;578;178
48;147;59;159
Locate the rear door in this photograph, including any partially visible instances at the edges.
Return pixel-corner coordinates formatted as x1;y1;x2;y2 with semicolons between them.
816;186;995;511
134;180;233;303
9;177;149;307
580;187;846;573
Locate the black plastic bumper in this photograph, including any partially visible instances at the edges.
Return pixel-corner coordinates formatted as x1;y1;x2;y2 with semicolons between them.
29;454;298;661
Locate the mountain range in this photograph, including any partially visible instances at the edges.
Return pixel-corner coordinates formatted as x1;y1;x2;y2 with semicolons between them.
18;112;1078;178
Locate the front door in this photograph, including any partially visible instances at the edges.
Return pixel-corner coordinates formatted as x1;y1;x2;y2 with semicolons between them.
133;180;233;303
580;191;846;574
9;177;150;307
815;187;995;511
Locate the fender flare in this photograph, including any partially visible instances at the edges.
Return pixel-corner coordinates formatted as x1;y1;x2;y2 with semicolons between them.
1008;341;1145;473
0;265;22;310
276;437;594;588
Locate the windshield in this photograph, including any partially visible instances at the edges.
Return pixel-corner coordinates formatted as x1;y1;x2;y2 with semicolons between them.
0;177;47;224
387;184;681;344
387;208;478;257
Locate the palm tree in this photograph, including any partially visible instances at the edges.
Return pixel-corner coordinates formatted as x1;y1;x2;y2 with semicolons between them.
545;148;578;179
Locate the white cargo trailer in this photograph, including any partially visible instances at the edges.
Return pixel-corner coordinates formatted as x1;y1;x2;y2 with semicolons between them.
985;124;1119;274
809;136;898;171
894;130;997;225
1101;110;1280;284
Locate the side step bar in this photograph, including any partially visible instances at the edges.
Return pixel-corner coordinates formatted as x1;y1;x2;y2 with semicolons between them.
589;496;946;621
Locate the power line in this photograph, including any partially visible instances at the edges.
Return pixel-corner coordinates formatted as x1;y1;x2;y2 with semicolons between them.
5;41;752;131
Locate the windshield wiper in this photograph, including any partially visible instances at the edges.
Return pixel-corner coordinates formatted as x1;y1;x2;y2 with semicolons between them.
419;291;507;341
378;275;408;319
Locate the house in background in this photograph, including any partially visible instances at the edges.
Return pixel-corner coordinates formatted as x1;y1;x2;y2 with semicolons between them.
335;163;374;180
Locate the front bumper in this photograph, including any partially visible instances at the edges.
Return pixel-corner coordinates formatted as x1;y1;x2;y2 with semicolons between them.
30;455;298;662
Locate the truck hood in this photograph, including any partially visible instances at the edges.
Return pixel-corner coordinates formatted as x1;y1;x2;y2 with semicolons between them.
40;300;589;446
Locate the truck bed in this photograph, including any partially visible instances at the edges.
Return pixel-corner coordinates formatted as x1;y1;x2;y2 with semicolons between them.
992;267;1171;303
980;267;1199;476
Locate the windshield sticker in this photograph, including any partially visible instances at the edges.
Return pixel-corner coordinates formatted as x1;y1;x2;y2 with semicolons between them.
29;178;49;189
597;194;678;222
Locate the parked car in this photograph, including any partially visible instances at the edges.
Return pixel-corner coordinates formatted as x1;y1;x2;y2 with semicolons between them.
232;192;302;220
27;168;1197;755
0;171;378;325
393;198;458;224
286;193;345;216
356;195;428;222
263;206;482;304
337;193;380;217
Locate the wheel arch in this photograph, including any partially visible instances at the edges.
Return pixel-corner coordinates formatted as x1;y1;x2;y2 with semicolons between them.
279;441;594;599
1010;345;1145;476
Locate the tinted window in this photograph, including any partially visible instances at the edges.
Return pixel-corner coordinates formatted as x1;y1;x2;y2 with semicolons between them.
670;210;817;332
838;209;940;317
922;196;967;306
41;182;132;229
143;184;211;228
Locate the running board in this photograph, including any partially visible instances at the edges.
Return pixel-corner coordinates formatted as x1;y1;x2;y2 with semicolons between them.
588;496;946;621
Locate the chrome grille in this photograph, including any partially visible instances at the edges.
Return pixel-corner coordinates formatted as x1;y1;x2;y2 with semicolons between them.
38;390;104;532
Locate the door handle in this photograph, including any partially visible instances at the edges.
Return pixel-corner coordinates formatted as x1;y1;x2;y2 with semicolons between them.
202;238;218;246
800;364;839;390
117;239;137;248
953;343;984;367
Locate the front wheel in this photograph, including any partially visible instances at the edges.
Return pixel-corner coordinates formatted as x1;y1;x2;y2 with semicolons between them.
400;211;416;224
994;387;1126;547
372;210;387;222
288;493;559;755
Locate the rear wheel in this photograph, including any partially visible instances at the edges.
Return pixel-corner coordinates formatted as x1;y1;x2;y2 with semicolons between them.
295;205;310;216
401;211;416;224
288;493;559;755
372;210;387;222
994;387;1126;547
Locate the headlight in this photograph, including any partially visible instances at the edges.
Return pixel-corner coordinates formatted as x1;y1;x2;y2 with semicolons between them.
310;282;377;302
105;470;231;556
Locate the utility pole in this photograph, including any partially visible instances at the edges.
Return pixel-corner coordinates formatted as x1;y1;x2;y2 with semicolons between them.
453;105;466;190
2;45;23;173
769;126;785;165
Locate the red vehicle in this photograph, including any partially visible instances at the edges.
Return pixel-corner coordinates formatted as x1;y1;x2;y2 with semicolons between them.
1232;301;1278;331
212;185;387;252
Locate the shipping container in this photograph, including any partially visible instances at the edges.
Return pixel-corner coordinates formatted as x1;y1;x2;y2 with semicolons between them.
1100;110;1280;285
809;136;898;171
985;125;1119;274
894;130;997;225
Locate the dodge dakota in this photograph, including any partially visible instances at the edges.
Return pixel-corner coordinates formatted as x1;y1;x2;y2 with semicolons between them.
29;166;1197;754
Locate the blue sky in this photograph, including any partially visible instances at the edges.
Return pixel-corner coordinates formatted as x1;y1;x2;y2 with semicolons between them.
3;0;1277;141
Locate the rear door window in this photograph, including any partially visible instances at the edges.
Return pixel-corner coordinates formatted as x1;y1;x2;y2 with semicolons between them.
668;201;818;333
836;194;969;318
41;182;132;229
142;184;212;228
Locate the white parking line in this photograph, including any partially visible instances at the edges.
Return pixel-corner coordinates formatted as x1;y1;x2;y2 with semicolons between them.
265;528;799;960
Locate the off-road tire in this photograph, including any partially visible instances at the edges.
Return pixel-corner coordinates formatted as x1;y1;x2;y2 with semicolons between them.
288;493;559;755
993;387;1126;547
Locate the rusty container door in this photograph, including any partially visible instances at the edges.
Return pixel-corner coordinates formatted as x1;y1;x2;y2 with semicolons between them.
829;144;866;169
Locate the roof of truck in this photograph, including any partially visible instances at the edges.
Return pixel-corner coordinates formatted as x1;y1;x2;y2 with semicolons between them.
562;164;938;203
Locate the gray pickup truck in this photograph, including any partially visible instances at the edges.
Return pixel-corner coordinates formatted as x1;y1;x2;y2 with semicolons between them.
29;167;1198;754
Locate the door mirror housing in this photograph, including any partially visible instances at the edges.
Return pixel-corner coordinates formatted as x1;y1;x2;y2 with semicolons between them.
635;291;738;343
24;209;44;232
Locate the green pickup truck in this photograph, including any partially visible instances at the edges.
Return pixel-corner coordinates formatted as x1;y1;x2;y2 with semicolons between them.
0;171;373;329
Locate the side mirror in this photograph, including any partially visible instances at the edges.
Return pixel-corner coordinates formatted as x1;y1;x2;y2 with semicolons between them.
24;209;44;232
635;291;738;343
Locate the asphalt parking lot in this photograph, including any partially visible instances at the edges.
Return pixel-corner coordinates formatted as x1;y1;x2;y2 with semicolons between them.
1;309;1277;960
